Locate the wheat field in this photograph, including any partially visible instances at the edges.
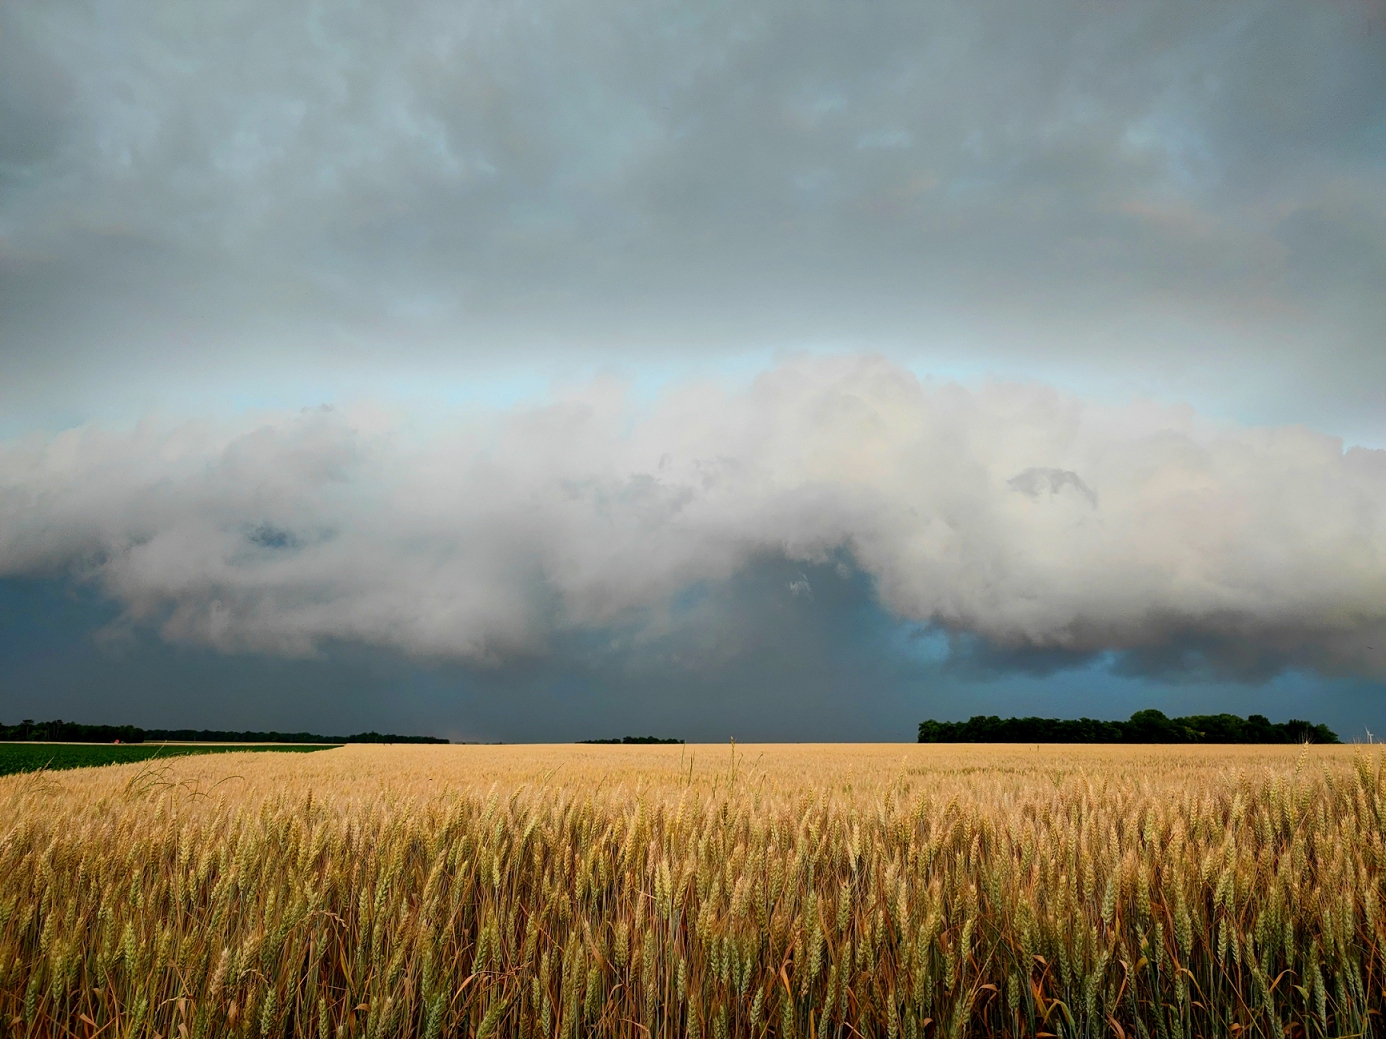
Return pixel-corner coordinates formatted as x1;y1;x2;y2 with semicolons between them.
1;742;1380;1039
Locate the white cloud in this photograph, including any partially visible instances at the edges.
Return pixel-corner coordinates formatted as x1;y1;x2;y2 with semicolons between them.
2;356;1382;677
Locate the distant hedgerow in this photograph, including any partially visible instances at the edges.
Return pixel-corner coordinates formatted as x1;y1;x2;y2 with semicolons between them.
918;708;1340;744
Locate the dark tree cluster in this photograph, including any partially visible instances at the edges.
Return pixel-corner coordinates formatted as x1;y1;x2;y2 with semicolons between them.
578;736;685;744
917;709;1340;744
145;729;449;744
0;719;146;743
0;719;449;744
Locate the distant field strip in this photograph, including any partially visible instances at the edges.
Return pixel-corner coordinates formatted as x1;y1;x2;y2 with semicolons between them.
0;741;335;776
0;743;1381;1038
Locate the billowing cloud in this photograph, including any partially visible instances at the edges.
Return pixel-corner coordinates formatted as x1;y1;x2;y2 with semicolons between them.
2;356;1382;678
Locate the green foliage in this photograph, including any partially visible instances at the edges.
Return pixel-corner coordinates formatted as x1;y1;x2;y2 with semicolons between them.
578;736;685;744
0;719;146;743
146;728;450;744
0;742;333;777
0;717;449;744
918;709;1340;743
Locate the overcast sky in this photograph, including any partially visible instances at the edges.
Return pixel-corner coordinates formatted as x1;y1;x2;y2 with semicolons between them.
1;0;1383;740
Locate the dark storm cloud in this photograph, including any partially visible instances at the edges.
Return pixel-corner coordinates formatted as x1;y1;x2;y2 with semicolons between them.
0;560;932;743
5;561;1385;743
1;0;1383;435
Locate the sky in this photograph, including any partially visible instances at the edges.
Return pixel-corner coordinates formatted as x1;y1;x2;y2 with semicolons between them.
1;0;1383;741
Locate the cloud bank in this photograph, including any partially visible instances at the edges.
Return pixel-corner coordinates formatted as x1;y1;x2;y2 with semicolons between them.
3;357;1382;679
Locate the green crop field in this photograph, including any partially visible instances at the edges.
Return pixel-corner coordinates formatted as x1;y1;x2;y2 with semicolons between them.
0;741;336;776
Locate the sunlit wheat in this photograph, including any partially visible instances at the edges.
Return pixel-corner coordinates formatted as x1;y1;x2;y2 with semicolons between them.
0;742;1380;1038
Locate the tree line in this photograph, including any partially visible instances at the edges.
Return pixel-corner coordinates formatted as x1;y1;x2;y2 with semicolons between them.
0;719;449;744
918;708;1340;744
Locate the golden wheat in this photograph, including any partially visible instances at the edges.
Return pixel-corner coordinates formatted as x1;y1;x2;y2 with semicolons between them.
0;742;1380;1038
